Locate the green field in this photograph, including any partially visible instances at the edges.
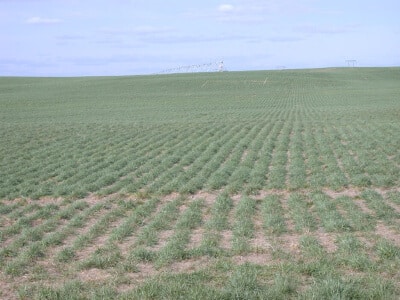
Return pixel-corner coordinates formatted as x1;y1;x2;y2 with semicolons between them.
1;68;400;299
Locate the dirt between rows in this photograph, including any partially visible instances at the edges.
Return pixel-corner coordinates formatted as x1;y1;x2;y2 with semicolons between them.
2;186;399;207
1;187;399;298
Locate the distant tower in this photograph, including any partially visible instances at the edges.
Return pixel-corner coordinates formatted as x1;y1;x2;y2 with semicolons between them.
345;60;357;67
218;61;224;72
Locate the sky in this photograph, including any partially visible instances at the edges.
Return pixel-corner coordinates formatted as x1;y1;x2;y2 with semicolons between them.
0;0;399;76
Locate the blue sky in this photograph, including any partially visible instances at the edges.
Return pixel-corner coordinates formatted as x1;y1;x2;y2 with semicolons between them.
0;0;399;76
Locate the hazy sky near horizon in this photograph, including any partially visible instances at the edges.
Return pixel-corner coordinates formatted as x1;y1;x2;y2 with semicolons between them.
0;0;399;76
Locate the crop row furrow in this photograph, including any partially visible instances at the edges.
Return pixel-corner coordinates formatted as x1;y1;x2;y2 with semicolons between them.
0;202;59;245
267;116;292;189
313;124;348;189
195;193;233;256
0;200;90;276
224;123;266;193
176;123;248;194
204;123;262;192
76;198;160;270
232;196;256;253
245;118;282;193
143;126;222;194
154;199;204;267
287;119;307;190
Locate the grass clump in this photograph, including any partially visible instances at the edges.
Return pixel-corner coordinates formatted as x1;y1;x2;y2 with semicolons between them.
232;196;256;253
261;195;287;235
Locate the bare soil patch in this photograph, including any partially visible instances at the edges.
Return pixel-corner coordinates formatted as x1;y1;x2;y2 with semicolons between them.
189;191;217;206
374;187;400;197
169;257;211;273
323;188;360;199
220;230;233;250
252;189;290;200
231;194;241;203
383;200;400;214
278;234;301;256
232;253;272;265
353;199;375;216
120;200;169;254
375;222;400;246
119;234;137;256
76;234;109;260
335;203;349;219
127;262;157;283
1;197;65;207
280;194;295;232
251;231;272;252
252;205;271;251
315;230;337;253
48;209;110;260
187;228;205;250
150;229;174;251
162;192;180;202
78;268;112;283
0;273;18;300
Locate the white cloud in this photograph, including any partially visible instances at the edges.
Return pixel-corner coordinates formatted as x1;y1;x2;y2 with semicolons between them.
100;26;174;36
295;24;359;35
214;0;316;23
26;17;62;24
218;4;235;13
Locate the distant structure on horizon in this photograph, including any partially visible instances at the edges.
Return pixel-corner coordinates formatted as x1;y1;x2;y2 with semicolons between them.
345;60;357;67
158;60;226;74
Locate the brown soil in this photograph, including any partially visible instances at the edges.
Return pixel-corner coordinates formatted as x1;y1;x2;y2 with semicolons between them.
150;230;174;251
120;199;168;255
323;188;360;199
78;268;112;283
335;203;349;219
169;257;211;273
2;188;399;297
375;222;400;246
252;205;271;251
383;200;400;214
187;228;205;250
315;230;337;253
74;208;128;260
353;199;375;215
48;208;111;260
119;234;137;256
127;262;157;283
251;231;271;252
76;235;109;260
278;234;301;256
189;191;217;206
280;194;296;232
220;230;233;250
232;253;272;265
0;273;18;300
162;192;180;202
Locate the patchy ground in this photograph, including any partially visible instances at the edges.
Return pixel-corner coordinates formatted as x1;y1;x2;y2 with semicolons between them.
1;188;400;299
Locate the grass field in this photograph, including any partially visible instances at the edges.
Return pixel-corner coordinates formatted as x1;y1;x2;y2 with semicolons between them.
1;67;400;299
